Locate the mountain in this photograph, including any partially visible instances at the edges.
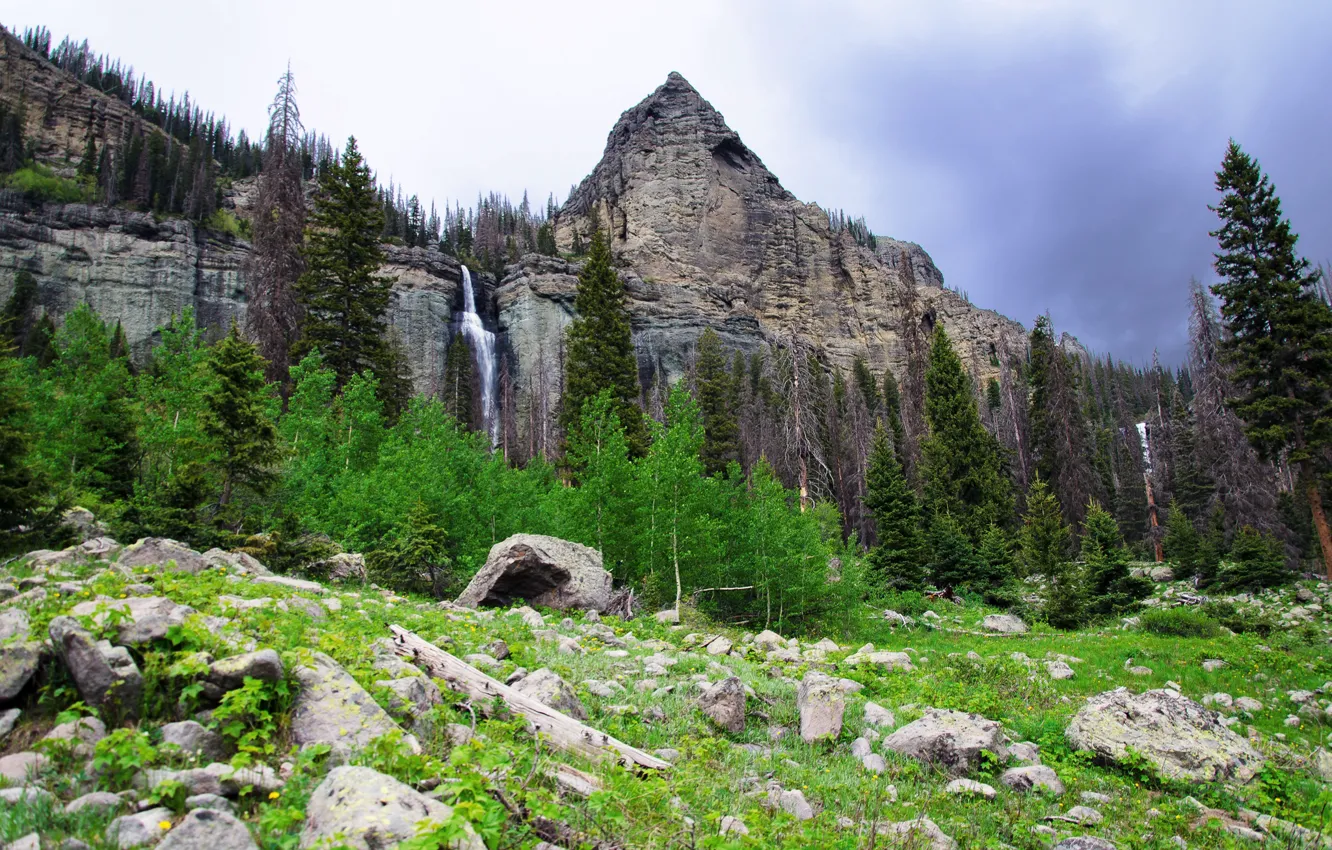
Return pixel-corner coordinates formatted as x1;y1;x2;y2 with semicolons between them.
1;31;1024;450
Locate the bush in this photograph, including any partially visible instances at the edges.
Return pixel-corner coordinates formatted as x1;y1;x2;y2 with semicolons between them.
204;209;250;239
1138;606;1223;638
3;165;93;203
1200;601;1276;636
1216;526;1290;591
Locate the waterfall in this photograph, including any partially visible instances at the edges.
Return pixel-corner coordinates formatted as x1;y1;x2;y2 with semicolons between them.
458;265;498;444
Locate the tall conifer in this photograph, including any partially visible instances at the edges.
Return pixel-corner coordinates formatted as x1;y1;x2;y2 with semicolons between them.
1209;140;1332;578
864;425;926;590
202;323;278;506
695;328;739;476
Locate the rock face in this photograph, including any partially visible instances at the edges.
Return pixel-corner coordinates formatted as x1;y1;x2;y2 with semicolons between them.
301;766;483;850
455;534;612;612
883;708;1008;775
797;672;845;742
1066;688;1265;783
48;616;143;718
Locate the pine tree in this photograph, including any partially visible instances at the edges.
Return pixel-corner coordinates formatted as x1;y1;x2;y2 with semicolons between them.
562;227;647;455
927;512;980;591
695;328;739;476
1209;140;1332;578
563;389;636;577
293;136;392;389
0;340;38;531
1028;314;1102;526
864;425;926;591
1218;526;1290;590
1163;506;1202;577
201;323;278;506
536;221;557;256
1;270;37;354
442;332;475;428
920;324;1013;539
1021;478;1082;627
1082;500;1149;615
882;369;907;467
974;524;1016;601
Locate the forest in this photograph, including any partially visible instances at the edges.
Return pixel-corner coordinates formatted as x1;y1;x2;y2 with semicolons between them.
2;28;1331;638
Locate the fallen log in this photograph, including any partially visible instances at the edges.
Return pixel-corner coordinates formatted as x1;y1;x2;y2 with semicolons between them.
389;624;670;772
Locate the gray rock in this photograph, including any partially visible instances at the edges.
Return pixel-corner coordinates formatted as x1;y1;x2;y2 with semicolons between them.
0;707;19;740
160;721;226;762
290;652;407;754
982;614;1028;634
5;834;40;850
1314;748;1332;781
770;788;814;821
49;617;143;718
200;762;283;797
43;715;106;755
797;671;845;742
1046;660;1076;680
0;751;46;783
511;668;587;721
454;534;611;612
315;553;367;582
200;549;271;576
883;708;1008;775
1066;688;1265;783
851;737;872;758
719;815;749;835
843;650;916;671
946;778;997;800
752;630;786;650
1052;839;1118;850
184;794;233;813
1063;806;1104;824
206;650;284;694
1235;697;1264;712
699;676;746;733
0;641;42;702
300;766;483;850
1001;765;1065;794
66;596;198;646
1010;741;1041;764
66;791;125;814
1150;566;1175;582
0;785;52;804
137;768;224;797
704;635;733;656
62;506;106;540
118;538;209;574
1202;659;1227;673
253;575;325;593
0;608;29;642
375;676;442;719
654;609;680;624
862;753;887;773
157;809;257;850
106;807;175;848
863;701;896;728
874;817;957;849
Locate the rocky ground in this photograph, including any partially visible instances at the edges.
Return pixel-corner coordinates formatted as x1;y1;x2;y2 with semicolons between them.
1;532;1330;849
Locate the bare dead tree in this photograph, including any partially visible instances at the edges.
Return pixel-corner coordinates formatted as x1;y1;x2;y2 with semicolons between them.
244;63;305;386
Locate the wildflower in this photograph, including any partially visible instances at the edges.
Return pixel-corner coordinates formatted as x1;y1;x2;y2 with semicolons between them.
159;820;172;830
269;791;281;800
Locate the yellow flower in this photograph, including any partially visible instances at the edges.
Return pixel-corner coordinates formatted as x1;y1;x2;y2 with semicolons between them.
159;820;172;830
269;791;281;800
119;594;128;599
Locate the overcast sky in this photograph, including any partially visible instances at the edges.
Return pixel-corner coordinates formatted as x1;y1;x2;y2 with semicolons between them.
6;1;1330;365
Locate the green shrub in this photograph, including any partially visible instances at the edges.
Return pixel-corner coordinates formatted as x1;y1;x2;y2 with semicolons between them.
92;728;157;790
1216;526;1290;591
3;165;93;203
204;209;250;239
1200;601;1276;636
1138;606;1222;638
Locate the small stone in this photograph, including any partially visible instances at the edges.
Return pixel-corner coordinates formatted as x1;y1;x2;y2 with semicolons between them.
1064;805;1104;824
1202;659;1227;672
184;794;233;813
66;791;125;814
851;737;872;758
0;707;20;741
1010;742;1041;764
0;751;47;783
1000;765;1065;794
719;815;749;835
1080;791;1111;804
862;753;887;773
653;748;680;763
0;786;53;805
864;701;896;728
946;778;997;800
982;614;1028;634
1046;660;1076;680
106;807;175;849
699;676;746;733
1052;839;1118;850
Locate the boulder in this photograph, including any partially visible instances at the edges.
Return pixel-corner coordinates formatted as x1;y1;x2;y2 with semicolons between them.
719;816;749;835
185;794;234;813
4;835;40;850
0;786;52;804
106;807;175;848
253;575;325;593
1313;748;1332;782
843;650;916;671
797;671;845;742
704;635;733;656
1052;840;1117;850
1000;765;1065;794
0;707;19;740
157;809;258;850
769;788;814;820
49;616;143;718
883;708;1008;775
1009;741;1041;764
1066;687;1265;783
946;778;997;800
66;790;126;814
118;538;209;574
0;608;29;642
753;630;785;651
207;650;284;694
0;751;46;783
874;817;957;850
43;715;106;756
1150;566;1175;582
62;506;107;540
161;721;226;762
201;549;271;576
290;652;406;754
511;668;587;720
315;553;368;582
982;614;1028;634
654;609;680;624
0;641;42;703
864;701;896;728
455;534;611;612
699;676;747;733
375;676;442;719
1046;661;1076;680
300;766;483;850
68;596;196;646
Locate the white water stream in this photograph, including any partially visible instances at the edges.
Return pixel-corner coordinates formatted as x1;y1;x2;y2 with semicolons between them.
458;265;498;445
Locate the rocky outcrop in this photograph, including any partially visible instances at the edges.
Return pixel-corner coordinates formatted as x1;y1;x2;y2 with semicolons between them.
455;534;612;612
1066;688;1265;784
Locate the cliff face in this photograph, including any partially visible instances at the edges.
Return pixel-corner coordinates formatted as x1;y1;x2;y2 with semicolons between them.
502;73;1025;433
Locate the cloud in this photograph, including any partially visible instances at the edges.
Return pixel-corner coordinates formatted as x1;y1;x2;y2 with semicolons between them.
6;0;1330;365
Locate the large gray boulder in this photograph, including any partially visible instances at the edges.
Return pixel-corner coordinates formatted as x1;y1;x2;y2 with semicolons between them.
874;817;957;849
67;596;197;646
107;807;175;848
201;549;272;577
455;534;612;612
49;616;143;719
699;676;746;733
290;652;406;754
1066;688;1265;784
206;650;284;695
0;640;42;703
797;671;845;742
161;721;227;762
300;766;484;850
883;708;1008;776
511;668;587;720
158;809;257;850
982;614;1028;634
117;538;209;574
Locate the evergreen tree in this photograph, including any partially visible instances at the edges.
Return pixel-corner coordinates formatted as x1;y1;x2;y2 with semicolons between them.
927;512;980;591
201;323;278;506
293;136;392;390
1082;500;1149;616
920;324;1012;539
0;340;38;532
1163;506;1203;577
1028;314;1102;526
881;369;907;466
1218;526;1290;590
536;221;557;256
1;270;38;354
1209;140;1332;578
695;328;739;476
864;425;926;591
562;227;647;455
975;523;1017;602
1021;478;1083;627
441;332;475;428
1168;421;1212;524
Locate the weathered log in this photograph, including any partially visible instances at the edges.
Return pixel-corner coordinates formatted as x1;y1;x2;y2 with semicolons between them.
388;624;670;771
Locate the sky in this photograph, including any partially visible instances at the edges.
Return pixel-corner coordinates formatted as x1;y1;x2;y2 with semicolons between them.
5;0;1330;366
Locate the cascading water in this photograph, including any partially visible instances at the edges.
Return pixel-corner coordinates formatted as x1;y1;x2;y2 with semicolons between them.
458;265;498;445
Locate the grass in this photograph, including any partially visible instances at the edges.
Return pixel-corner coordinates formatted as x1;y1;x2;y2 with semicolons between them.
2;554;1330;849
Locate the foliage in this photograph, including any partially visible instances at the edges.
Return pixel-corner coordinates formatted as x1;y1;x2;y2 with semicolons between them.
2;164;94;203
695;328;739;476
1138;607;1223;639
0;341;39;532
1216;526;1290;590
366;500;454;598
864;425;925;591
201;323;279;507
1082;500;1150;616
212;674;292;757
926;512;980;591
1021;478;1083;628
91;728;157;790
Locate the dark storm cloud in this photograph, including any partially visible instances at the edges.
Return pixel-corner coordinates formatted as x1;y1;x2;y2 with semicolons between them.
788;9;1332;366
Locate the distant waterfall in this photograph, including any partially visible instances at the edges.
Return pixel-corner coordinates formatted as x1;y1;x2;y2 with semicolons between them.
458;265;498;445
